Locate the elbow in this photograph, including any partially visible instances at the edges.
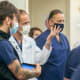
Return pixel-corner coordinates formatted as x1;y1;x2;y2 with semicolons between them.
16;75;25;80
14;69;26;80
15;70;32;80
16;75;28;80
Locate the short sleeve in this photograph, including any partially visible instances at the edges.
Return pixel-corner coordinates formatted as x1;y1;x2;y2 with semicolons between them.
0;40;17;65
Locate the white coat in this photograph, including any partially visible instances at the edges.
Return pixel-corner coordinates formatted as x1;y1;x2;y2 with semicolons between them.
22;35;52;65
22;35;52;80
9;35;52;80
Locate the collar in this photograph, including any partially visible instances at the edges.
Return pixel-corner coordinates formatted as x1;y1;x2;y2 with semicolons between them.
0;30;10;40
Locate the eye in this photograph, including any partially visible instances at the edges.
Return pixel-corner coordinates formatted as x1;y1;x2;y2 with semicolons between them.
23;22;30;25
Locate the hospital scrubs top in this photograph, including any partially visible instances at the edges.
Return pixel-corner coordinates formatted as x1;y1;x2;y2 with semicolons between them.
35;29;70;80
0;31;17;65
0;31;17;80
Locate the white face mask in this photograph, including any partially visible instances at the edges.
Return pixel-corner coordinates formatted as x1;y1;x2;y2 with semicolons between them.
20;24;31;35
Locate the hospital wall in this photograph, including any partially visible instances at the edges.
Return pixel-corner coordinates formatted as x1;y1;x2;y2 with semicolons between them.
29;0;70;39
8;0;27;10
70;0;80;48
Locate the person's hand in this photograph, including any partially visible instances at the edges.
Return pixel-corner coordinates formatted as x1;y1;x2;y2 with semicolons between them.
45;25;61;50
32;64;41;77
47;25;61;41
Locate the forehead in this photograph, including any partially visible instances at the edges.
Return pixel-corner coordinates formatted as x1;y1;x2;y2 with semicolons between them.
53;13;64;20
34;30;41;35
20;13;30;22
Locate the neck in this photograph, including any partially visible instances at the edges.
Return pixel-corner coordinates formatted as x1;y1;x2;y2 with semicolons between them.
13;32;22;45
0;25;9;33
56;34;61;42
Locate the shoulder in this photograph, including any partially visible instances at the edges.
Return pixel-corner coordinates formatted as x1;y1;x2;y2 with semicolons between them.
23;36;35;43
23;36;36;47
71;46;80;55
67;46;80;63
0;40;15;54
60;33;68;39
0;40;12;48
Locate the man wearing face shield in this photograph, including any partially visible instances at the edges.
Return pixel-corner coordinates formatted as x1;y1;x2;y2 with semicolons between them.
35;9;70;80
9;9;57;80
0;1;42;80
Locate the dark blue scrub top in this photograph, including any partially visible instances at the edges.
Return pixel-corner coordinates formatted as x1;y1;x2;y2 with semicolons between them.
64;46;80;79
35;29;70;80
71;66;80;80
0;40;17;65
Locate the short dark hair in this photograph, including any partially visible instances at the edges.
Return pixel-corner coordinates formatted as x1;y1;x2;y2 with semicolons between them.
17;9;27;22
48;9;63;20
29;27;42;38
0;1;17;25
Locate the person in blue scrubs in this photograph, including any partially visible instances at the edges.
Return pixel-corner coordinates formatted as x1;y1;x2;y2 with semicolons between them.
0;1;41;80
71;66;80;80
35;9;70;80
64;46;80;80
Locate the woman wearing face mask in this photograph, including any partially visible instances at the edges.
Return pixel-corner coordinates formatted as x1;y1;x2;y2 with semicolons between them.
29;27;42;39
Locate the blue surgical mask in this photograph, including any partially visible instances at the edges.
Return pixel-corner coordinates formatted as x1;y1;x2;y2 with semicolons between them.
10;22;19;35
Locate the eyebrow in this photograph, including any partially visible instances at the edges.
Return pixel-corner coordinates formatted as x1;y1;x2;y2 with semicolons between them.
23;21;30;24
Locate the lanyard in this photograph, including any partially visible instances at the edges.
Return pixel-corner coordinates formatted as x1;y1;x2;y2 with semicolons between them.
9;36;23;63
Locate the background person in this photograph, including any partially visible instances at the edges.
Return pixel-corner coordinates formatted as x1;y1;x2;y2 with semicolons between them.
29;27;42;39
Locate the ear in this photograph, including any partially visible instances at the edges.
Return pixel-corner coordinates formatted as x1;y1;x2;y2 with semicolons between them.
48;19;53;26
4;17;11;26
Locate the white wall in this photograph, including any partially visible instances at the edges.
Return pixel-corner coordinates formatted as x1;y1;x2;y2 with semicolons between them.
26;0;29;13
29;0;70;40
9;0;26;10
70;0;80;47
0;0;8;1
